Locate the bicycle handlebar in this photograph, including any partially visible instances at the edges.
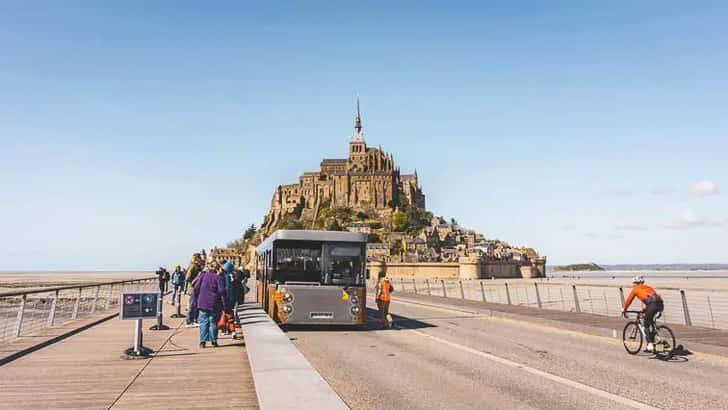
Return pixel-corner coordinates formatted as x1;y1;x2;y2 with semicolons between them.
622;310;643;318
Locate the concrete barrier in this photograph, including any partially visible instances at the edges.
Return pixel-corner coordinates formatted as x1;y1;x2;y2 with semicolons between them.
239;303;348;410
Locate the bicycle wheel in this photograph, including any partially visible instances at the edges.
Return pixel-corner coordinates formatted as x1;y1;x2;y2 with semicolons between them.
654;325;675;355
622;321;643;354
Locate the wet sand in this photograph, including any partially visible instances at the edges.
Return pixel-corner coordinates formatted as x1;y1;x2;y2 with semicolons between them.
0;271;153;293
543;270;728;291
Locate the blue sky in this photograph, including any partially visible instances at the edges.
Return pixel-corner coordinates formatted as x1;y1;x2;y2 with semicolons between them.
1;2;726;270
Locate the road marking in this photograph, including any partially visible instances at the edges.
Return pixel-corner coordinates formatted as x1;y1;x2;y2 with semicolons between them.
368;296;659;409
398;325;659;409
385;296;625;346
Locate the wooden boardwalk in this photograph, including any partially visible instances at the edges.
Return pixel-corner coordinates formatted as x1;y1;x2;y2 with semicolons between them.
0;311;258;409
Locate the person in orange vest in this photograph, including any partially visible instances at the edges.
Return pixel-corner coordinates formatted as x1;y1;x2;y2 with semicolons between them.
375;274;395;328
621;275;664;352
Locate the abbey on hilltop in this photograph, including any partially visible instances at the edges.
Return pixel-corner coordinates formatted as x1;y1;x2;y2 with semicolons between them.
262;99;425;233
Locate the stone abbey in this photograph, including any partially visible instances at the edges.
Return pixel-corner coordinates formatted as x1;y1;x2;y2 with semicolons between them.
262;100;425;233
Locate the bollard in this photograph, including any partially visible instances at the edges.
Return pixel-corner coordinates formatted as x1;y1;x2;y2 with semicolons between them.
47;289;59;327
680;290;692;326
534;283;542;309
459;280;465;299
572;285;581;313
426;279;431;296
441;280;447;298
618;287;625;308
505;283;512;305
15;294;27;338
480;281;486;302
412;278;417;294
71;288;82;319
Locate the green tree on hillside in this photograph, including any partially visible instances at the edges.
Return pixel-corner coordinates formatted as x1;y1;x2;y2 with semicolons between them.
393;210;409;231
243;224;257;240
276;215;304;230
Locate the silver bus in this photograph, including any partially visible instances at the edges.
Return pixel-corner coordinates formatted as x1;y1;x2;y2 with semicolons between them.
255;230;367;325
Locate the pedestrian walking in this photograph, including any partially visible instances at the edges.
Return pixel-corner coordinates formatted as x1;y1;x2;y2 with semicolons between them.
193;260;227;348
221;261;236;336
170;265;185;305
375;274;394;328
185;253;204;327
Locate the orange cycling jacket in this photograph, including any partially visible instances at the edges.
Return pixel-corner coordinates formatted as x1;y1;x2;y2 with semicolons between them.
623;284;661;310
377;279;392;302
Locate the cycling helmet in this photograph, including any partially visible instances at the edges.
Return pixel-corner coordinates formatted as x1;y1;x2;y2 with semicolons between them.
632;275;645;284
223;261;235;272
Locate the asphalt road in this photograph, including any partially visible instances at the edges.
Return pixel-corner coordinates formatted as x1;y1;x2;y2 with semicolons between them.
287;296;728;410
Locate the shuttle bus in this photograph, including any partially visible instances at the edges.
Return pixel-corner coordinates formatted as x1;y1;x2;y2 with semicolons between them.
255;230;367;325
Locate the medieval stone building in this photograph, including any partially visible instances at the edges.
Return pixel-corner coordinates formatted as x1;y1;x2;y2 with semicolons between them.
262;100;426;233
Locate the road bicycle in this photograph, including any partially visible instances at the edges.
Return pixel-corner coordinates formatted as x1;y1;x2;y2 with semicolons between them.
622;310;675;357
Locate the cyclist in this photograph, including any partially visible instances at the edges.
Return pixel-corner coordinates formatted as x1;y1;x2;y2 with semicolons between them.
622;276;664;352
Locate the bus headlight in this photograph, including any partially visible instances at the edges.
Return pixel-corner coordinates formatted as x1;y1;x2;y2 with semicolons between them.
351;306;361;315
282;304;293;314
350;295;359;305
282;292;294;303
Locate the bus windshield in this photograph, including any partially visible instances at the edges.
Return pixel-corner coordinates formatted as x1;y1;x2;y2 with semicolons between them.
324;244;363;286
274;241;322;283
273;240;364;286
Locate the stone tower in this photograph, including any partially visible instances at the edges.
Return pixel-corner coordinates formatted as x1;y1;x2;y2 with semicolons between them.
348;98;367;172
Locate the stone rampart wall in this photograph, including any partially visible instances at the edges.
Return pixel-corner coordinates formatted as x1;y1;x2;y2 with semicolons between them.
368;259;541;280
378;262;460;279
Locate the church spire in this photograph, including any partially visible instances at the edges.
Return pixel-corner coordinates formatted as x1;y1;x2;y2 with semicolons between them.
354;97;362;133
351;96;364;142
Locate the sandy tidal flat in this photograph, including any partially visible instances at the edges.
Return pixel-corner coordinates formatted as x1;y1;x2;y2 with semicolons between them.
0;271;153;293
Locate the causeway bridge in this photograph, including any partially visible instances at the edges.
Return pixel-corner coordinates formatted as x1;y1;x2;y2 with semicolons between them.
2;277;728;409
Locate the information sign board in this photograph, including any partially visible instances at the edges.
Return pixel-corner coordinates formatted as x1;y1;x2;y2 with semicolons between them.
120;293;159;320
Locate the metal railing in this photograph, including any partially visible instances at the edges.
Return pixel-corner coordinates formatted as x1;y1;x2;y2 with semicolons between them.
0;278;158;344
375;277;728;330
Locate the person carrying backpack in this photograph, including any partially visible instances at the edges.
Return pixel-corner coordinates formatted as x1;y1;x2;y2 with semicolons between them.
375;274;395;329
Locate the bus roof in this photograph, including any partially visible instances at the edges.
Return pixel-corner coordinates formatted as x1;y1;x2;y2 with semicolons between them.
256;229;368;253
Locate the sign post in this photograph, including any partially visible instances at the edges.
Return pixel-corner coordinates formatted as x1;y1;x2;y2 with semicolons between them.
120;292;158;358
170;291;185;318
149;293;170;331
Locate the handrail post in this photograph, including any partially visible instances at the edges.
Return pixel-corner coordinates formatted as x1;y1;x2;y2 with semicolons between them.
90;285;100;314
572;285;581;313
680;290;692;326
15;294;27;338
47;290;59;327
459;280;465;299
72;288;82;320
441;280;447;298
534;283;542;309
480;281;486;302
400;277;405;292
412;278;417;294
505;283;512;305
105;284;114;310
425;279;431;296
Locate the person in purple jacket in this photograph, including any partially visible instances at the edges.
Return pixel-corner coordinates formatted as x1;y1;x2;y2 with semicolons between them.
193;260;227;348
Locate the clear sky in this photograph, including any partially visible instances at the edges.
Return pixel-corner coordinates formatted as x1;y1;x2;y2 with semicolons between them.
1;1;726;270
